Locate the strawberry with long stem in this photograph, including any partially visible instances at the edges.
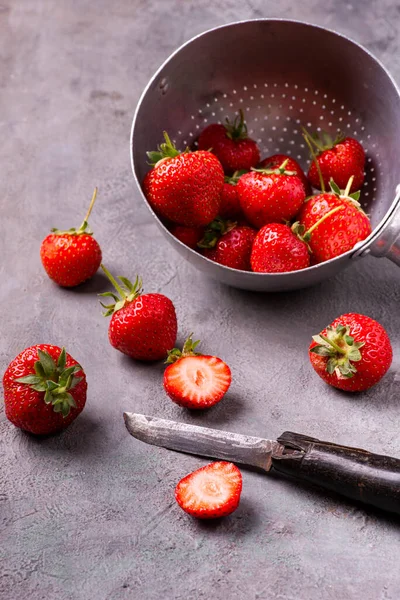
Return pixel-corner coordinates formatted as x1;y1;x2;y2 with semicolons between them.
40;187;102;287
303;127;365;192
250;204;344;273
298;176;371;263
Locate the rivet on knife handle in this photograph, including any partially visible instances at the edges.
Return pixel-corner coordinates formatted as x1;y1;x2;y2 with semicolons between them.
271;432;400;515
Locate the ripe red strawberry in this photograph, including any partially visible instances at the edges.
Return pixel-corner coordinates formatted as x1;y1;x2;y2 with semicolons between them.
303;129;365;192
251;223;310;273
144;132;224;227
237;160;306;228
175;461;243;519
219;171;247;220
309;313;392;392
164;334;231;409
198;110;260;174
40;188;102;287
298;178;371;263
3;345;87;435
169;224;204;249
198;218;256;271
260;154;311;196
100;265;177;361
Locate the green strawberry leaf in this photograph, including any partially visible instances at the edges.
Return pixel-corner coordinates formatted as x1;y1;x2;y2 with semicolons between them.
326;358;337;375
57;347;66;371
15;375;43;386
310;346;333;357
14;347;83;418
37;349;56;378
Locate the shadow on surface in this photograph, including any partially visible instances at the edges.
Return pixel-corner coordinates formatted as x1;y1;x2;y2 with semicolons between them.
269;470;400;528
194;497;260;536
120;352;168;375
185;392;247;426
61;271;111;294
17;411;105;458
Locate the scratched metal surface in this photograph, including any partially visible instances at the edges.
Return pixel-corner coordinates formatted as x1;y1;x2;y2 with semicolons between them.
0;1;399;599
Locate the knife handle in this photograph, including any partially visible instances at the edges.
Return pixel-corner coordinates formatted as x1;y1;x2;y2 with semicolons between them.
271;432;400;515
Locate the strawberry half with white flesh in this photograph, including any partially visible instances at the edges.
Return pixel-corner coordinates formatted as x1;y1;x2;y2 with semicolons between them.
175;461;243;519
163;334;231;409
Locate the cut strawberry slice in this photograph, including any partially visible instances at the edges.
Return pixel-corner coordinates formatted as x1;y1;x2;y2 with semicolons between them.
175;461;243;519
164;355;231;409
164;334;231;409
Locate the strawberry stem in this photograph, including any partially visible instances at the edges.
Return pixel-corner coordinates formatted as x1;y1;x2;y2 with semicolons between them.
302;129;325;192
319;334;346;355
79;187;98;230
225;109;248;140
100;264;126;299
99;266;143;316
166;333;201;364
304;205;344;237
343;176;354;198
278;158;289;172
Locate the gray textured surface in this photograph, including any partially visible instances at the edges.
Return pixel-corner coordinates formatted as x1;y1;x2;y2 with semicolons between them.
1;1;400;599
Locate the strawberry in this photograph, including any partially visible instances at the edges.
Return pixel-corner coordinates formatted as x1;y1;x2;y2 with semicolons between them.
3;345;87;435
198;218;256;271
144;132;224;227
309;313;392;392
175;461;242;519
163;334;231;409
169;224;204;250
237;160;306;228
298;178;371;263
40;188;102;287
251;223;310;273
303;129;365;192
260;154;311;196
198;110;260;174
219;171;247;220
250;200;349;273
99;265;177;361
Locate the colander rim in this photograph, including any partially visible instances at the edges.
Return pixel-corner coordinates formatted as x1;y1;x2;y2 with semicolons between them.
130;18;400;277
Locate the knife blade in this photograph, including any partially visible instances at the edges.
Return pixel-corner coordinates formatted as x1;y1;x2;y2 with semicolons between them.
123;412;283;470
123;413;400;515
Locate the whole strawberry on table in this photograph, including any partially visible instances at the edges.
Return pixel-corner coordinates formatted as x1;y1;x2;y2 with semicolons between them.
100;265;178;361
309;313;392;392
3;345;87;434
40;187;102;287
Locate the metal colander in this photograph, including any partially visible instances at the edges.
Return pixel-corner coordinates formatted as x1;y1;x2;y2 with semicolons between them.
131;19;400;291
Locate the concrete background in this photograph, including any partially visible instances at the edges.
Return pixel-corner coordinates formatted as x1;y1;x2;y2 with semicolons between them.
1;1;399;599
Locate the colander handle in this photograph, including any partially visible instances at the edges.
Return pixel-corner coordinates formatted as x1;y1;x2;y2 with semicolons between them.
272;432;400;516
368;185;400;266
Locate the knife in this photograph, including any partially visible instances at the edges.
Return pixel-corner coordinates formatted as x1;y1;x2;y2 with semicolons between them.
123;413;400;515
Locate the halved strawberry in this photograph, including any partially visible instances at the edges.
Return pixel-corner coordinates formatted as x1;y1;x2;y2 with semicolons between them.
163;334;231;409
175;461;243;519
